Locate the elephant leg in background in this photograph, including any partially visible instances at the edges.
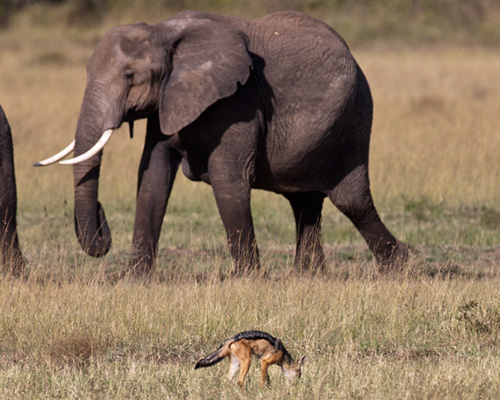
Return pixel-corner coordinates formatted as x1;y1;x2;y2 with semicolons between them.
284;192;326;272
129;115;181;274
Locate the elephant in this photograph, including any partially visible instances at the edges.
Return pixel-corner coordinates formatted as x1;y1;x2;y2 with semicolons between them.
36;10;408;274
0;106;24;274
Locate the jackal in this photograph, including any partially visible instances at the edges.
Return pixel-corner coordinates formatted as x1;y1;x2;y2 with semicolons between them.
194;331;307;388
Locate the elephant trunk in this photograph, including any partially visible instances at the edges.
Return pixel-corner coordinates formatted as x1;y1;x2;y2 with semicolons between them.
72;100;113;257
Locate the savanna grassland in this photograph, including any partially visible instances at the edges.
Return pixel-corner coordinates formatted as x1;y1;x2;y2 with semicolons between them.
0;2;500;398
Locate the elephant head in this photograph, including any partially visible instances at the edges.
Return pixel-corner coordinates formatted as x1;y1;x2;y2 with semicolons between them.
36;17;253;258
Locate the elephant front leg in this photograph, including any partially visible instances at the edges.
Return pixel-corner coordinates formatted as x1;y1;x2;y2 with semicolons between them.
129;116;181;275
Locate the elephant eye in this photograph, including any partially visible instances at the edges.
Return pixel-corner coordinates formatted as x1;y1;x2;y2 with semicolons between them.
124;69;134;81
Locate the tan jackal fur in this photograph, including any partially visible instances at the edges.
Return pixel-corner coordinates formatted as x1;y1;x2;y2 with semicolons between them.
195;331;307;389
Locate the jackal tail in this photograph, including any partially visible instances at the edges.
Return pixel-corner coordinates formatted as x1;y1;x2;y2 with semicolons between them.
194;340;233;369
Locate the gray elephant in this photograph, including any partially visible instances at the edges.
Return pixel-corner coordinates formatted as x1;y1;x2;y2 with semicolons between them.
0;106;24;274
37;10;408;274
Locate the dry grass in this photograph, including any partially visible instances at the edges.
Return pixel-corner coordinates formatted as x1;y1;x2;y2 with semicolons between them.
0;9;499;399
2;272;500;398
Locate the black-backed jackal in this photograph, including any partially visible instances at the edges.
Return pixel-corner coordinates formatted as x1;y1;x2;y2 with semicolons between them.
194;331;307;389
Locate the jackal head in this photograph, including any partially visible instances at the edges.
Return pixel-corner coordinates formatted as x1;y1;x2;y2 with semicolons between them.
283;355;307;382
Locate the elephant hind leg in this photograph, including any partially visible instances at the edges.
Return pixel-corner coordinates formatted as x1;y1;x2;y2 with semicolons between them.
327;164;408;269
284;192;326;272
211;187;260;274
326;67;407;270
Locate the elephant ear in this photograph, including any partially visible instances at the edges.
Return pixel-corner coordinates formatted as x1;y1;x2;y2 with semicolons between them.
159;18;253;135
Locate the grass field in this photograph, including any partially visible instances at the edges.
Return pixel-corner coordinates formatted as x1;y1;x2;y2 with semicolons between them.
0;6;500;399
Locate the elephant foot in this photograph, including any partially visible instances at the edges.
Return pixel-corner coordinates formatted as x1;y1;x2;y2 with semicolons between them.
128;252;155;277
375;240;409;273
228;241;261;276
230;253;262;277
1;247;25;277
230;260;262;277
293;250;326;274
1;257;25;277
128;264;154;278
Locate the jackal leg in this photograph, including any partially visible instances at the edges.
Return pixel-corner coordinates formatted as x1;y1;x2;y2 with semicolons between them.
237;357;251;389
227;355;240;381
260;360;271;386
260;350;282;386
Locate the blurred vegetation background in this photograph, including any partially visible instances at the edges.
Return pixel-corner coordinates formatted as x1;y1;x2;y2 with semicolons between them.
1;0;499;45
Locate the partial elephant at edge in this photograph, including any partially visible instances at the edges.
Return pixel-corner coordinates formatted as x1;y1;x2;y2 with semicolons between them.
0;106;24;275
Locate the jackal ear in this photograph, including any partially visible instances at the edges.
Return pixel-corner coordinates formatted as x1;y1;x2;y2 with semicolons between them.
298;355;307;366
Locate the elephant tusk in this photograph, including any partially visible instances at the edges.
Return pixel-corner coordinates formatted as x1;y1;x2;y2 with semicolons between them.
33;140;76;167
59;129;114;165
